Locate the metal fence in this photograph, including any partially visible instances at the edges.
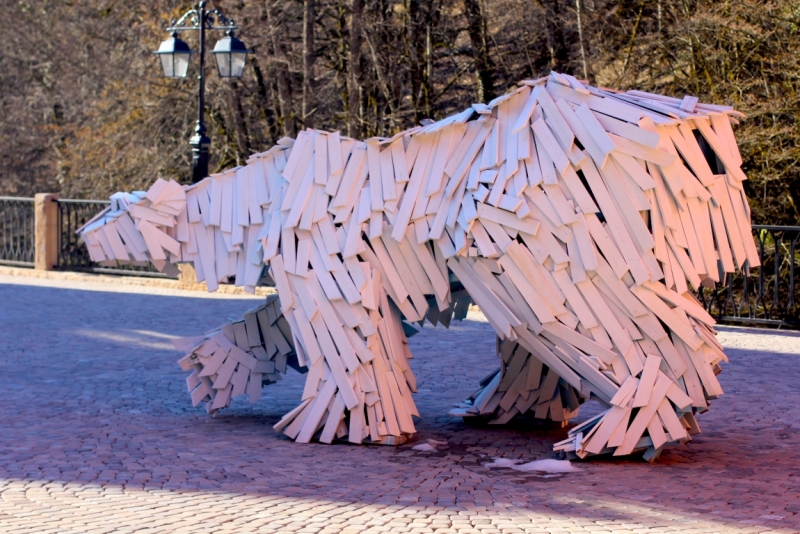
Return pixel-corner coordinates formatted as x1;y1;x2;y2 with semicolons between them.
0;196;35;267
695;225;799;328
55;199;169;278
2;195;798;326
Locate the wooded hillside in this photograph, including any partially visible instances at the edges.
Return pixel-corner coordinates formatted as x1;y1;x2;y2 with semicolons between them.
1;0;797;224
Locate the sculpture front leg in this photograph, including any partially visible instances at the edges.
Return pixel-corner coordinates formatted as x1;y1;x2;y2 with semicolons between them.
174;294;302;414
270;256;420;445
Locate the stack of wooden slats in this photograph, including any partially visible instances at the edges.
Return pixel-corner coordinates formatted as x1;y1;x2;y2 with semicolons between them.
80;71;754;459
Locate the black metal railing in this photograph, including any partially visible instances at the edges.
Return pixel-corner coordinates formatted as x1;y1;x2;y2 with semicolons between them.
3;194;799;325
55;199;170;278
0;196;35;267
696;225;799;328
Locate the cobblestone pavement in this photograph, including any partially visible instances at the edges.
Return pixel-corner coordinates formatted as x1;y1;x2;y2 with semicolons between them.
2;274;800;534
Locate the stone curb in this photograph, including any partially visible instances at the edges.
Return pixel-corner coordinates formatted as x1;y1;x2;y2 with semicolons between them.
0;265;277;297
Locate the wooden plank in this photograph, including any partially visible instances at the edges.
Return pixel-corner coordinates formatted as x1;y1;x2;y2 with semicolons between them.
611;152;656;190
476;202;539;236
630;286;704;350
594;111;660;148
391;134;435;241
575;104;616;155
379;145;397;201
535;85;575;150
632;355;662;407
512;84;541;134
614;373;672;455
296;377;338;443
367;139;384;211
443;121;488;187
327;131;344;176
555;99;608;169
560;166;599;214
547;82;643;124
576;279;637;370
497;253;556;325
694;119;748;182
531;118;570;174
515;328;584;393
331;146;366;207
598;160;654;253
269;255;294;313
579;159;650;285
610;133;676;167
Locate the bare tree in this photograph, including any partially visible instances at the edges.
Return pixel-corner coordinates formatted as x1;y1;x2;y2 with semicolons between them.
302;0;317;128
348;0;364;137
575;0;589;81
463;0;495;102
266;0;296;138
0;0;796;225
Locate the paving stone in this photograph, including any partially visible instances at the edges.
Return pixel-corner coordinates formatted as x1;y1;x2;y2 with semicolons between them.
1;275;799;533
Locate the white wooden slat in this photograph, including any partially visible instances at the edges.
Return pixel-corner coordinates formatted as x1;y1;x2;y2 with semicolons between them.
390;138;410;184
476;202;539;236
694;119;747;182
710;113;743;166
610;133;676;168
378;145;397;201
543;184;578;225
366;139;384;212
531;118;570;174
511;84;542;134
284;160;316;228
314;133;329;186
575;104;616;156
333;150;371;225
391;134;436;242
599;160;655;253
331;146;367;207
579;159;650;285
447;133;490;201
594;111;660;148
535;84;575;150
503;91;525;181
327;131;344;177
611;152;657;191
281;131;309;182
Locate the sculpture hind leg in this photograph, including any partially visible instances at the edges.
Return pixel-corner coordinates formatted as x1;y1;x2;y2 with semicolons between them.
440;244;723;461
453;337;585;425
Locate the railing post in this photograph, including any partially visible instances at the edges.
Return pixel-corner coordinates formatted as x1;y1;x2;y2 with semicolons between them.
34;193;60;270
178;263;198;284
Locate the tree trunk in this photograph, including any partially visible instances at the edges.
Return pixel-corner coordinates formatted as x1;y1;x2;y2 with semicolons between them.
542;0;569;71
575;0;589;81
406;0;425;123
226;81;251;161
302;0;316;129
250;57;280;146
348;0;364;138
463;0;495;102
266;0;296;138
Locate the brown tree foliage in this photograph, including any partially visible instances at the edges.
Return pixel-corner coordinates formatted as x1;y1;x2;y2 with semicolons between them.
1;0;797;224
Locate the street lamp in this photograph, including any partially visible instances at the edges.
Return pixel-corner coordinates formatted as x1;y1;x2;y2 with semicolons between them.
154;2;252;183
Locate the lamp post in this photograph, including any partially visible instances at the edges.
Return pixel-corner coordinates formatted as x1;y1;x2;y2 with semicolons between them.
155;2;252;183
